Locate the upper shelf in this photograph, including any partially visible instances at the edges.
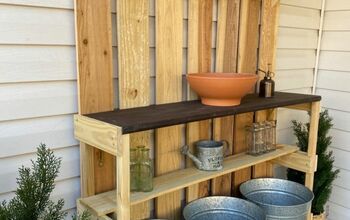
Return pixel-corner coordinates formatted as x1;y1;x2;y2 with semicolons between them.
86;92;321;134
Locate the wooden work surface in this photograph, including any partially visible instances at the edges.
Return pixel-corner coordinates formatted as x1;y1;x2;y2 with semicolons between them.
86;92;321;134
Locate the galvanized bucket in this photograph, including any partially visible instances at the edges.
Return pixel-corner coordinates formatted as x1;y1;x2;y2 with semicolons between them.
183;196;266;220
240;178;314;220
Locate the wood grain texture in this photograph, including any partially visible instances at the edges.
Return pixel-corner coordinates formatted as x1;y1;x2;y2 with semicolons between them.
186;0;213;202
116;135;130;220
233;0;261;196
117;0;151;218
212;0;239;196
74;0;115;196
86;92;321;134
155;0;183;219
254;0;280;178
305;101;320;190
80;145;299;216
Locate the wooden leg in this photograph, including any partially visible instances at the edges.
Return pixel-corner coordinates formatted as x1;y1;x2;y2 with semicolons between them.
306;101;321;220
117;135;130;220
305;101;320;190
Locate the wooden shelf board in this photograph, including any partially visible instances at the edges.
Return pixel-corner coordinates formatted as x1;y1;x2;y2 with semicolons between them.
85;92;321;134
80;144;299;216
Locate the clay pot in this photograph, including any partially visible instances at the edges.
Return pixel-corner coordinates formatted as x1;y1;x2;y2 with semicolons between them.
187;73;258;106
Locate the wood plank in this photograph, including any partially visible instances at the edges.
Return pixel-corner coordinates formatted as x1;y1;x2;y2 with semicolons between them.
212;0;239;196
85;92;321;134
74;115;121;156
74;0;115;196
284;103;311;111
305;101;320;190
116;135;130;220
272;151;317;173
233;0;260;196
81;145;299;216
254;0;280;178
117;0;151;218
155;0;183;219
186;0;213;203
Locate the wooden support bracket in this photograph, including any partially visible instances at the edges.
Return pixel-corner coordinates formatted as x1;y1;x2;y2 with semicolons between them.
272;151;317;173
284;103;312;111
74;115;122;156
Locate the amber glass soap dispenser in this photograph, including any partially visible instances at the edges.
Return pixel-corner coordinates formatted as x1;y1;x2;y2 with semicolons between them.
258;64;275;98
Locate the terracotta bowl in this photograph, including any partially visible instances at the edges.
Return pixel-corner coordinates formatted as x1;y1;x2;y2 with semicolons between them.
187;73;258;106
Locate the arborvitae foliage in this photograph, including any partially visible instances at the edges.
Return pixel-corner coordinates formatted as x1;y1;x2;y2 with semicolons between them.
0;144;65;220
0;144;91;220
287;110;339;215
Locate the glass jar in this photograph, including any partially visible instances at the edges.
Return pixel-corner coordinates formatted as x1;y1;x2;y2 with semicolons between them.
269;120;277;151
130;148;139;192
139;148;153;192
246;123;258;155
257;122;267;154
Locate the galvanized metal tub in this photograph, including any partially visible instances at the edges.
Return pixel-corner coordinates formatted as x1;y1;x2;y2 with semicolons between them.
183;196;266;220
240;178;314;220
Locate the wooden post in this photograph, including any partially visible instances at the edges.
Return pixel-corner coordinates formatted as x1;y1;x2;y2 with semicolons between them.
186;0;212;202
253;0;280;178
212;0;239;196
155;0;183;218
116;135;130;220
233;0;260;195
74;0;115;196
117;0;151;218
305;101;321;190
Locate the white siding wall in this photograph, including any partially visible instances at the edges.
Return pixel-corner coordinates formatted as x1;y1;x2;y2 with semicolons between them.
0;0;337;217
0;0;79;216
317;0;350;219
276;0;321;146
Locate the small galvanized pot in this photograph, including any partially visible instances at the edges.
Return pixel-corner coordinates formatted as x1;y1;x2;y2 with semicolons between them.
240;178;314;220
183;196;266;220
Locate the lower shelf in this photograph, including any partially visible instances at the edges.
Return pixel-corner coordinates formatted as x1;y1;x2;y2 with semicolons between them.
80;144;299;216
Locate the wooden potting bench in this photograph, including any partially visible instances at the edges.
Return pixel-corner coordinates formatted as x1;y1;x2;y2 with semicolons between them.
74;92;321;219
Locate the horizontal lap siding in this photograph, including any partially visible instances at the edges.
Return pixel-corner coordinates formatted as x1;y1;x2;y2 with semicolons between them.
0;0;329;216
316;1;350;218
0;2;80;214
276;2;320;148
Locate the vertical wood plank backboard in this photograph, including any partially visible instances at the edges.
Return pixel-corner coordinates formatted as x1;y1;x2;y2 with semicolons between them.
253;0;280;178
155;0;183;219
233;0;261;196
74;0;115;196
212;0;239;196
186;0;213;203
117;0;151;219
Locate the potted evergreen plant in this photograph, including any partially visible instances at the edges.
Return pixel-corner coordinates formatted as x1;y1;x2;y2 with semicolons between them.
0;144;90;220
287;110;339;219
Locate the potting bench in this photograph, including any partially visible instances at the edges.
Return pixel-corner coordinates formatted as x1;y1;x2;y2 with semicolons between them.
74;92;320;219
